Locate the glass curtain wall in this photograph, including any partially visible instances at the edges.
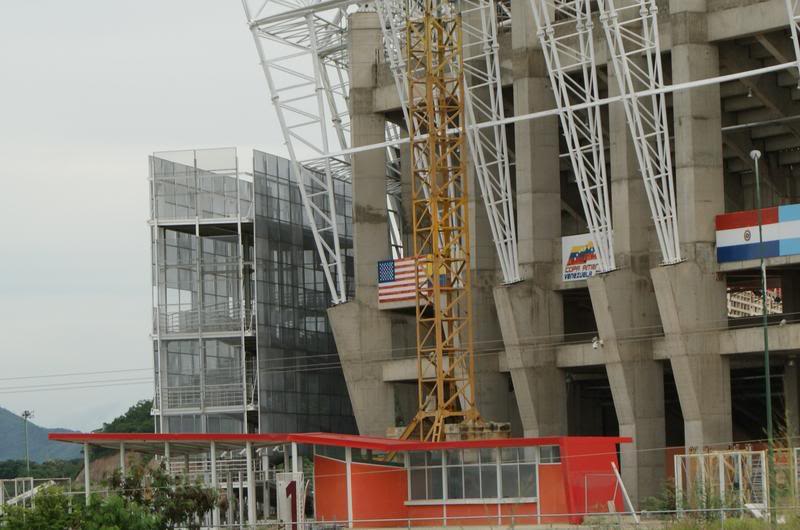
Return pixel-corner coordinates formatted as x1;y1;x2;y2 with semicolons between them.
253;151;356;434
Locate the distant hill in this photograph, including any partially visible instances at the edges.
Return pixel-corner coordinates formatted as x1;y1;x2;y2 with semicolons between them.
0;406;81;462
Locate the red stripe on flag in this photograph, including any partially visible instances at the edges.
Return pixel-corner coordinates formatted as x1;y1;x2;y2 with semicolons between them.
716;207;779;230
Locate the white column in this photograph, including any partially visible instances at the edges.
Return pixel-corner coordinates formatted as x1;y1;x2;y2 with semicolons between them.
345;447;353;528
211;441;220;528
246;442;257;527
83;443;91;506
119;442;126;472
262;451;270;520
291;442;299;475
164;442;171;475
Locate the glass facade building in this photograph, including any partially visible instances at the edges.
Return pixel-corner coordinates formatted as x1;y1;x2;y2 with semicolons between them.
150;147;355;434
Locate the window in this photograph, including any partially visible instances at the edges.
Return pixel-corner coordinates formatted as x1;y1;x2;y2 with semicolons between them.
500;447;537;498
408;451;443;500
540;445;561;464
408;447;539;502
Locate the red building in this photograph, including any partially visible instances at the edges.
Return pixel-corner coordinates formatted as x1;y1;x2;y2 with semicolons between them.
50;432;630;527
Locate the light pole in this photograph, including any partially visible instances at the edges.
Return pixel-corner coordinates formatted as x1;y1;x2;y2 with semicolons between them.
21;410;33;476
750;149;774;519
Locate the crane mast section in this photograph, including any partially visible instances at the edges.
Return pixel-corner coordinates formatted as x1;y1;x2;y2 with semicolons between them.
404;2;480;442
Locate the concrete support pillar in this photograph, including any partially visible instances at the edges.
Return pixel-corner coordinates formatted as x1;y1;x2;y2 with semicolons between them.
84;443;90;506
652;262;731;449
589;272;665;504
119;442;125;473
330;11;399;436
492;0;566;437
655;0;731;451
585;68;666;504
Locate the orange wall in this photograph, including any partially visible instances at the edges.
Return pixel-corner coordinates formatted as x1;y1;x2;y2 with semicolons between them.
314;455;349;524
350;460;407;527
538;464;570;523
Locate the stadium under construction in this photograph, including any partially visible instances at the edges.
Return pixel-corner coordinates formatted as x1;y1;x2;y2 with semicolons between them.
146;0;800;512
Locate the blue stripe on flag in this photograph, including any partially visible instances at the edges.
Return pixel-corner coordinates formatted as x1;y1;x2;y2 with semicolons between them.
779;204;800;222
780;237;800;257
717;241;780;262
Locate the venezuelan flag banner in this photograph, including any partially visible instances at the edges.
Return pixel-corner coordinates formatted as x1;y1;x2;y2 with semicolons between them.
715;204;800;262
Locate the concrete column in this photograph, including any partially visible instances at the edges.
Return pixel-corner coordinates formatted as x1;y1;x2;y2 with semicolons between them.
119;442;125;473
329;11;399;436
589;273;665;503
458;6;511;426
586;67;666;504
492;0;566;437
653;0;731;451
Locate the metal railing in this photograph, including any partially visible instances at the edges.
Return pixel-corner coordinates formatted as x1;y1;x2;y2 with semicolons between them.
154;302;255;335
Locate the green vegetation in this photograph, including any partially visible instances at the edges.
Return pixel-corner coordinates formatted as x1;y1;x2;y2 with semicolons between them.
98;400;154;434
0;459;82;480
1;462;218;530
91;399;154;460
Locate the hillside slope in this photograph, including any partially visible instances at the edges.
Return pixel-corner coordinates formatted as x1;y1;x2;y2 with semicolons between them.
0;407;81;462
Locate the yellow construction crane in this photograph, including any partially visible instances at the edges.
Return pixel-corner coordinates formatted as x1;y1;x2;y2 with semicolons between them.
400;0;482;442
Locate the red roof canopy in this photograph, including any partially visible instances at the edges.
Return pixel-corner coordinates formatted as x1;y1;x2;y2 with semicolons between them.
49;432;631;455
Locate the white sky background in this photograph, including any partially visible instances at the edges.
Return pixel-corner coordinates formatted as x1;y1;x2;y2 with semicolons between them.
0;1;286;431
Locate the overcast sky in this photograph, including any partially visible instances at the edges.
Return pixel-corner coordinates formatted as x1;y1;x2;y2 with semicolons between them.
0;1;286;431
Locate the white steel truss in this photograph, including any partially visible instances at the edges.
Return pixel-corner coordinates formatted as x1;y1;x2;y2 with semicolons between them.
243;0;353;304
376;0;520;283
784;0;800;81
385;121;405;258
598;0;681;265
530;0;615;272
243;0;410;303
461;0;520;283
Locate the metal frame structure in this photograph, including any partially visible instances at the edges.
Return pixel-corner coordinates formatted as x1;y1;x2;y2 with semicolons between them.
530;0;615;272
674;450;767;515
243;0;415;301
460;0;519;283
598;0;681;265
243;0;352;304
404;1;480;441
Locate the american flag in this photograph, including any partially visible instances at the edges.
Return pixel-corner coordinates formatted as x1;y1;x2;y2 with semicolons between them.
377;257;425;306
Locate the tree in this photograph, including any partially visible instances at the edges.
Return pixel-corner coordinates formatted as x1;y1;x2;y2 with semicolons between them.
107;461;217;530
99;400;154;434
1;464;218;530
